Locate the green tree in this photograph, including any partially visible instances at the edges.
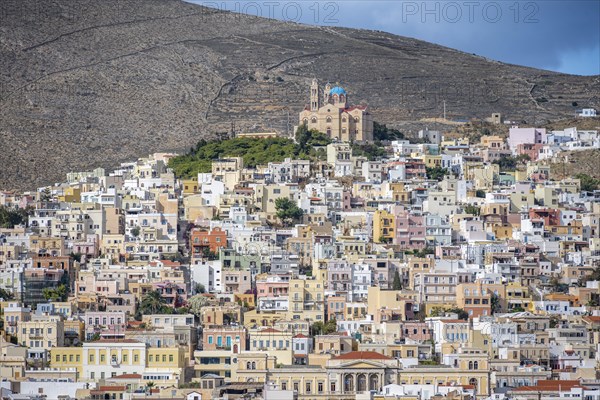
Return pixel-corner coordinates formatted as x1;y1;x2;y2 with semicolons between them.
131;226;141;238
373;122;404;141
490;293;501;314
194;283;206;294
295;124;331;152
42;284;68;302
69;252;82;263
463;205;481;216
0;206;30;228
392;270;402;290
311;319;337;336
187;294;210;317
41;187;52;202
475;189;486;198
168;137;306;178
575;173;600;192
138;290;168;315
426;166;449;181
0;288;14;300
275;198;304;227
145;381;155;393
493;155;530;171
351;143;386;160
413;247;434;258
430;306;469;320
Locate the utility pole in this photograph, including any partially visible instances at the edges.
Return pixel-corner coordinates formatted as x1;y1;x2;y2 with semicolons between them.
443;100;446;121
287;108;290;138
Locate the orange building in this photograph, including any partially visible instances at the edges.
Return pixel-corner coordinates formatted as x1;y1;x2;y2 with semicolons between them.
456;281;492;319
190;227;227;256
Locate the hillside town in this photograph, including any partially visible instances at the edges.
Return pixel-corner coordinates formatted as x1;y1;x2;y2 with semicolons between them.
1;83;600;400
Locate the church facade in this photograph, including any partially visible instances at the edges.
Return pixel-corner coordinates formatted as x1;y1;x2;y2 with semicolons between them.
298;79;373;142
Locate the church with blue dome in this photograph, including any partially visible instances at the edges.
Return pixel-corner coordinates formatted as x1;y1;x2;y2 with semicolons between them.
298;79;373;142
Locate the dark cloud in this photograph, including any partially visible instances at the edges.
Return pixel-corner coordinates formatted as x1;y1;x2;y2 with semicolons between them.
189;0;600;75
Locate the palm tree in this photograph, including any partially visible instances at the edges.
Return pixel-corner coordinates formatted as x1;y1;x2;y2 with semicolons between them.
139;290;166;315
145;381;155;396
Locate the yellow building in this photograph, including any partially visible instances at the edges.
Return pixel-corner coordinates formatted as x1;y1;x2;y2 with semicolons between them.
182;179;199;196
506;282;534;312
51;347;84;378
373;209;395;243
52;340;185;386
422;154;443;168
287;278;325;323
57;186;81;203
480;135;505;149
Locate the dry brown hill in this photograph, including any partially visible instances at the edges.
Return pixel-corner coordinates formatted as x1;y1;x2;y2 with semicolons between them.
1;0;598;189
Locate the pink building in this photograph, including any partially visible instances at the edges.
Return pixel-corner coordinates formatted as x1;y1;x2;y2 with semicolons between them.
400;321;433;341
203;325;247;351
508;127;546;153
256;276;289;299
394;209;426;250
153;281;187;307
516;143;544;161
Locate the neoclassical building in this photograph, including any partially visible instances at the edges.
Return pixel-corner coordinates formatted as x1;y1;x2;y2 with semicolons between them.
299;79;373;142
233;349;491;399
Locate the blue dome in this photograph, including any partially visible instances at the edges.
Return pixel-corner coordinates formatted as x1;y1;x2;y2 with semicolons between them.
329;86;346;95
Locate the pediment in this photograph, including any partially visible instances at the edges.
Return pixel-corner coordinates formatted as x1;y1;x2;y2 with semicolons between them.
335;360;388;369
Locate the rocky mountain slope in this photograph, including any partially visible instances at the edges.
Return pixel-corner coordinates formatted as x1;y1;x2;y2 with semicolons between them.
1;0;598;190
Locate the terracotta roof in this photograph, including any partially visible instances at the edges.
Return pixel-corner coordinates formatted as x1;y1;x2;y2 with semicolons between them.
294;333;309;339
259;328;282;333
583;316;600;323
96;386;127;392
332;351;391;360
514;380;585;392
345;105;368;112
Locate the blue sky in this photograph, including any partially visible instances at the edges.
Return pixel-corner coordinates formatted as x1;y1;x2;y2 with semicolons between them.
187;0;600;76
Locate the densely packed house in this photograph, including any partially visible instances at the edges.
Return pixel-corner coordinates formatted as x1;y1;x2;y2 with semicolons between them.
1;118;600;400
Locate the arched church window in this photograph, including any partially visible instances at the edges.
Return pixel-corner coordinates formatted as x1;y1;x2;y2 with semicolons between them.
327;127;331;136
342;116;347;122
326;116;332;123
355;117;360;123
340;95;345;103
311;117;317;124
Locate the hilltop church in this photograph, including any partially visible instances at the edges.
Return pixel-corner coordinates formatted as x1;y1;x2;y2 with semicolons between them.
298;79;373;142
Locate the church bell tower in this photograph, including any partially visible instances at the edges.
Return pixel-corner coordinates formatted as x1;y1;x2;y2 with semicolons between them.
310;79;320;111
